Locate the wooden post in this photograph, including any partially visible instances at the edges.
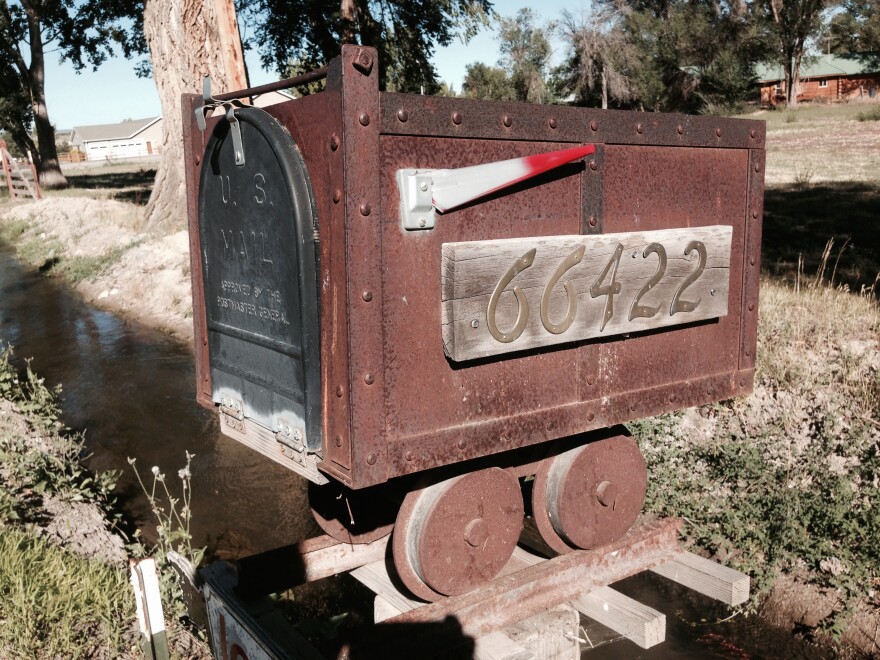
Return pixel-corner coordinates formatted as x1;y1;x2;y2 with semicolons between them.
0;141;14;198
130;558;170;660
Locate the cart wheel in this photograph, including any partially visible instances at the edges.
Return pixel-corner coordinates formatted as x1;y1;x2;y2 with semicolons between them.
308;481;396;544
532;433;647;552
392;467;524;601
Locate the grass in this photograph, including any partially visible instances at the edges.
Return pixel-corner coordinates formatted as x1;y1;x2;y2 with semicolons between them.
0;529;134;657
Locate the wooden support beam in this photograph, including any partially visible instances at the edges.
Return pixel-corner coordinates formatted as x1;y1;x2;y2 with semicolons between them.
572;586;665;649
650;550;750;606
346;518;680;657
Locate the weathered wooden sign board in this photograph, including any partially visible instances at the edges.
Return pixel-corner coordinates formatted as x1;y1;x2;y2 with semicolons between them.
442;225;732;362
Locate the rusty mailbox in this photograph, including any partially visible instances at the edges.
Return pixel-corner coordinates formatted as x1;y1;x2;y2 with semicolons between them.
184;45;764;600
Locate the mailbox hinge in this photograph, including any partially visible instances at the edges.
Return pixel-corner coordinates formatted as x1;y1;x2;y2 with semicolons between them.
275;420;306;466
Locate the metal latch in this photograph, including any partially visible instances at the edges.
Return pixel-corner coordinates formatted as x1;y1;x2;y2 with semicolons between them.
397;144;596;230
275;421;306;466
195;77;247;167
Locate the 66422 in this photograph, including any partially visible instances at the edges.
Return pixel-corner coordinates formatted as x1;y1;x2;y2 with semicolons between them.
441;225;733;362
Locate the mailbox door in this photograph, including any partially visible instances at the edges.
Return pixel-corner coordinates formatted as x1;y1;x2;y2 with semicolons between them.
198;108;321;450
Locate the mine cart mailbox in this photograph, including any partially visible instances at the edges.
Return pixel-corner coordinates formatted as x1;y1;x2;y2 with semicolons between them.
184;46;763;591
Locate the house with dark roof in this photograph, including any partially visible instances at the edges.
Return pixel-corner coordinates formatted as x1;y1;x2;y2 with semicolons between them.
69;117;163;161
756;54;880;106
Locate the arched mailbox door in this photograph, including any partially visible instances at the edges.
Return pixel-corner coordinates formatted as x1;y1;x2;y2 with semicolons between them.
198;108;321;452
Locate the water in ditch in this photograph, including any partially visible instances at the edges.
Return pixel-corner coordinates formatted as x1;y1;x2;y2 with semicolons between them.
0;242;830;657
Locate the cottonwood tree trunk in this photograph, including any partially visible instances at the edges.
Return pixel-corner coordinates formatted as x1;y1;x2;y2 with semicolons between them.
143;0;247;229
21;0;67;189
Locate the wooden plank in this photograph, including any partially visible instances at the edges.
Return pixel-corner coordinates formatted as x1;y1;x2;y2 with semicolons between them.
441;225;732;361
381;518;680;640
363;566;536;660
506;605;580;660
572;586;665;649
650;550;750;606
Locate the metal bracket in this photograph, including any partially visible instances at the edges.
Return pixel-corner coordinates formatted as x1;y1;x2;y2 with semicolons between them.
196;76;247;166
275;420;306;466
397;169;436;230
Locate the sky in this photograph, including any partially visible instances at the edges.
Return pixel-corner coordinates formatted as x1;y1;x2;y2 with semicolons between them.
41;0;577;131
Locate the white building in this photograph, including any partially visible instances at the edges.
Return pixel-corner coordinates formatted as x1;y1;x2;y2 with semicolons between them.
69;117;163;161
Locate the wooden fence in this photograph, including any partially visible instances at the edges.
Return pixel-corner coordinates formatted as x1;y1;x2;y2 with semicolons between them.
0;140;41;200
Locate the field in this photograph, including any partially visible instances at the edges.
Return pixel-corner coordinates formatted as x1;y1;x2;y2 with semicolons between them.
0;102;879;656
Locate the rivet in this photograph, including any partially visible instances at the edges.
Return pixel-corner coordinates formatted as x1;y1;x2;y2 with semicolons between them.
752;210;759;219
195;155;200;165
669;394;676;402
750;129;757;138
336;385;344;397
457;439;466;450
397;108;408;122
362;290;373;302
745;348;751;357
333;189;342;203
715;128;722;137
359;203;371;216
630;404;636;412
750;257;756;266
740;379;747;388
364;373;375;385
587;412;595;422
358;113;370;126
710;289;716;296
589;160;597;171
405;450;414;461
471;319;479;328
707;388;715;396
335;434;343;447
586;377;594;386
590;120;599;131
589;215;597;227
548;117;558;129
366;453;377;465
418;218;426;228
330;134;340;151
452;111;462;125
636;123;644;134
754;163;760;172
419;181;428;192
502;115;512;127
748;303;755;312
677;125;683;135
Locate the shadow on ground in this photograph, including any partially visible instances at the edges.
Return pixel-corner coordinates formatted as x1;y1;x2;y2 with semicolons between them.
763;182;880;294
65;169;156;206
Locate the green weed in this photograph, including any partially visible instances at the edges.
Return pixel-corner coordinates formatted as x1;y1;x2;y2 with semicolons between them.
856;106;880;122
0;218;29;243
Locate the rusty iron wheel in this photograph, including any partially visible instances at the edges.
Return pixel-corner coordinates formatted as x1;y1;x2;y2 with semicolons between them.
534;433;647;551
308;481;396;544
392;467;524;601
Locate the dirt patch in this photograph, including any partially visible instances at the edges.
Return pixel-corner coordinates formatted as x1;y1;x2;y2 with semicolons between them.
0;197;194;341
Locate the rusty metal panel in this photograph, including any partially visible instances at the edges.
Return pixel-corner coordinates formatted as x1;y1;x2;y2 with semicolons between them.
378;136;583;448
340;46;387;487
597;145;748;393
741;149;765;373
182;92;212;409
382;93;765;150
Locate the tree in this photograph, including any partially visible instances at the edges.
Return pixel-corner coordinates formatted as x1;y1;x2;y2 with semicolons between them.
462;62;516;100
0;0;137;189
496;8;553;103
828;2;880;54
556;7;635;109
140;0;248;229
0;59;37;161
758;0;828;106
237;0;492;94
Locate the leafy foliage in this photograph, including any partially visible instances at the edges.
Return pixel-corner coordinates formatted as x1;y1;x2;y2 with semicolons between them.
237;0;491;93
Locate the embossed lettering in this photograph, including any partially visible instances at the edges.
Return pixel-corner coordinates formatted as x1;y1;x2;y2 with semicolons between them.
254;173;267;204
219;175;231;204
